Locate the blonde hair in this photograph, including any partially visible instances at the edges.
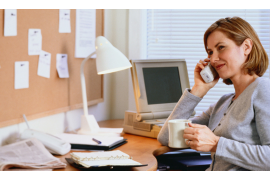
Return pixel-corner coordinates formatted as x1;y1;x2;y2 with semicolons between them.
204;17;269;85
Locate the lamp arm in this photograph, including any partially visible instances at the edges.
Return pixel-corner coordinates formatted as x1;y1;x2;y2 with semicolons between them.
80;51;96;116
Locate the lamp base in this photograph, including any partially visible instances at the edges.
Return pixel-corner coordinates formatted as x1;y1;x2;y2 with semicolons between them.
77;115;100;135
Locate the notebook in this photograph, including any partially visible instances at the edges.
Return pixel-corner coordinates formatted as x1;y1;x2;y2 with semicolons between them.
55;133;127;151
67;150;147;169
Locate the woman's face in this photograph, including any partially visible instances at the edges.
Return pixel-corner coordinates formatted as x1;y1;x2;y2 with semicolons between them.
206;30;247;80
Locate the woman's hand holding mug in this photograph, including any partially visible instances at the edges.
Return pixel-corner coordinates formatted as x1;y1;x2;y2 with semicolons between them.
183;123;220;152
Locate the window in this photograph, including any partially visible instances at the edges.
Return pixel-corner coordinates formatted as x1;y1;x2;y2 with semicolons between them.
146;9;270;115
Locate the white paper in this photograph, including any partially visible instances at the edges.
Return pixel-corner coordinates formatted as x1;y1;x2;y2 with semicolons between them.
75;9;96;58
59;9;71;33
28;29;42;55
4;9;17;36
14;61;29;89
56;54;69;78
37;50;51;78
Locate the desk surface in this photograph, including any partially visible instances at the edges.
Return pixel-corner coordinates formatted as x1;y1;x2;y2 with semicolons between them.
54;119;172;171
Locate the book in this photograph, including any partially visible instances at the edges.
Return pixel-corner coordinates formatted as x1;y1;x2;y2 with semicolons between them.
67;150;147;169
71;150;131;161
55;133;127;150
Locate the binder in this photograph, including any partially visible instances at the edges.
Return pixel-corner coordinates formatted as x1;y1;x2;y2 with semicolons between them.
66;150;147;170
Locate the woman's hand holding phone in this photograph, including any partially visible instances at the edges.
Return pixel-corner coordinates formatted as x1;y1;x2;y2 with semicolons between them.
190;58;219;98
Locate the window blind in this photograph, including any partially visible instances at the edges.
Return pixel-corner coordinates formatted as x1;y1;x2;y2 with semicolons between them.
146;9;270;115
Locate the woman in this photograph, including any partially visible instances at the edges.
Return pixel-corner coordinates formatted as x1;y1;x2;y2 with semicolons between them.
157;17;270;171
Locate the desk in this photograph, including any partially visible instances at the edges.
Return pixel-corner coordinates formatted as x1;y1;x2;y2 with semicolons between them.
54;119;171;171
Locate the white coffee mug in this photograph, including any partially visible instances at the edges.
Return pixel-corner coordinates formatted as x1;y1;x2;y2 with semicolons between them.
168;119;191;148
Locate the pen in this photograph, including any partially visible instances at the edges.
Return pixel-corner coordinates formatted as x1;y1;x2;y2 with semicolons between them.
92;138;102;144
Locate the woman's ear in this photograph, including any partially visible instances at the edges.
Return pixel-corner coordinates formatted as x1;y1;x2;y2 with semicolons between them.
243;38;253;56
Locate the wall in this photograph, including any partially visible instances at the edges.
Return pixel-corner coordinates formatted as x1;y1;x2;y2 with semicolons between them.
128;10;147;111
0;9;130;146
105;9;130;119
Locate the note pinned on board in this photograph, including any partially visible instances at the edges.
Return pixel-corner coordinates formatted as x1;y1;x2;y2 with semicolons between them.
4;9;17;36
38;51;51;78
59;9;71;33
56;54;69;78
15;61;29;89
28;29;42;55
75;9;96;58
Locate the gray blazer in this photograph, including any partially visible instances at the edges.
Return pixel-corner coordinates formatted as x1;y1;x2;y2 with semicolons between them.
157;77;270;171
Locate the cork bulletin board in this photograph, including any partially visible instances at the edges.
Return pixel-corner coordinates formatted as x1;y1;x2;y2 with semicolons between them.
0;9;104;128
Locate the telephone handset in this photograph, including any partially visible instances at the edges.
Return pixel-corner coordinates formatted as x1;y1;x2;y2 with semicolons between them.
200;62;218;83
20;114;71;155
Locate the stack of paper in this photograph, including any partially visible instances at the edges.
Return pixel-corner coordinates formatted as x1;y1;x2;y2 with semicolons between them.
0;138;66;171
55;133;127;150
70;150;142;168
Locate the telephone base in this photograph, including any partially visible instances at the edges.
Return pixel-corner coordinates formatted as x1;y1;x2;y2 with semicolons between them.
123;110;195;138
123;124;161;138
123;110;163;138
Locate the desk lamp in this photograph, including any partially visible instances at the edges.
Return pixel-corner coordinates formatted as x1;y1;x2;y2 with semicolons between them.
78;36;132;135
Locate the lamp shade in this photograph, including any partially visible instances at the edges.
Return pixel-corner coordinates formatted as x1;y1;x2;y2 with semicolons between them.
95;36;132;74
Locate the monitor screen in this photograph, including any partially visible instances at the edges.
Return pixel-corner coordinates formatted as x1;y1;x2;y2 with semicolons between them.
142;67;182;105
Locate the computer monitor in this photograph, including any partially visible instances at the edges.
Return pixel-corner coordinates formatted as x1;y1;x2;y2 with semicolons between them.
130;59;190;113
